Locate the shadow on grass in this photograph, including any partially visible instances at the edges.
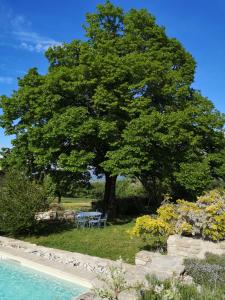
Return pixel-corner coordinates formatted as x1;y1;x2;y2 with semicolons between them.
26;221;75;238
140;237;167;254
109;216;134;225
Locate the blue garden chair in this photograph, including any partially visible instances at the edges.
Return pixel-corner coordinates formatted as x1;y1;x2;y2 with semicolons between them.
88;215;101;228
99;213;108;228
75;213;88;228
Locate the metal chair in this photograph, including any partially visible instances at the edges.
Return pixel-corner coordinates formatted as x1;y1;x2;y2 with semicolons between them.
99;213;108;228
75;214;87;228
88;215;101;228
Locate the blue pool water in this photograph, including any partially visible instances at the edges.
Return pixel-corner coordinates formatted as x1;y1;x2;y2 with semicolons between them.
0;259;87;300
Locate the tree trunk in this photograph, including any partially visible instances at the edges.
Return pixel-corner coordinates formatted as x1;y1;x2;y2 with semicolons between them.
139;175;162;209
57;192;62;204
103;173;117;218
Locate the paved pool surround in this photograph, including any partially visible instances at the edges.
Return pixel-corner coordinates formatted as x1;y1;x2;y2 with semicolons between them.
2;235;218;299
0;236;147;300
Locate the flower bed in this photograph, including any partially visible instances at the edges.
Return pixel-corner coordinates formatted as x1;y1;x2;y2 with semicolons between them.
131;190;225;242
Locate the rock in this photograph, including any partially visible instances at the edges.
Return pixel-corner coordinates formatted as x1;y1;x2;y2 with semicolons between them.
135;250;166;266
75;292;99;300
135;250;185;280
181;275;194;285
63;210;75;221
35;210;57;221
167;234;225;259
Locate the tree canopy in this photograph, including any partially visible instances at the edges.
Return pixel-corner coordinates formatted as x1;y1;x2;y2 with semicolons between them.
0;1;224;215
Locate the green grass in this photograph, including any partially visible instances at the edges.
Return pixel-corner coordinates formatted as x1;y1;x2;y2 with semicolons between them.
25;184;159;263
139;276;225;300
24;221;160;264
24;195;165;263
60;197;93;211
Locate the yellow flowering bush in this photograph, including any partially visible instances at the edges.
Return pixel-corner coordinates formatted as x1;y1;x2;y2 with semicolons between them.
200;190;225;241
157;203;178;222
130;215;172;242
131;190;225;242
176;190;225;241
177;221;193;235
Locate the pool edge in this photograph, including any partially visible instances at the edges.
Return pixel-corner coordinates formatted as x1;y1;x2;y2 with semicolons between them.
0;250;92;290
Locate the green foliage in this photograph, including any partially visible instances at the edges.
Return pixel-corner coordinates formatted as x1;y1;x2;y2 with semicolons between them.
131;190;225;242
174;189;225;241
115;197;149;216
174;161;212;195
140;275;225;300
46;170;90;201
93;259;140;300
0;169;49;235
1;1;223;212
116;178;146;199
104;99;225;202
90;179;148;215
90;181;105;200
130;215;172;245
90;178;146;200
184;253;225;291
24;221;158;264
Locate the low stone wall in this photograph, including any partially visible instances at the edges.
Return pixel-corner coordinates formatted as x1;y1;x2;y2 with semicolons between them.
0;236;122;275
167;234;225;259
135;250;185;278
0;235;188;283
35;210;75;222
0;236;143;300
4;234;223;284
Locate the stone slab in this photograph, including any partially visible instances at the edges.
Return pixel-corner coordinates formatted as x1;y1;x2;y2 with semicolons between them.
167;234;225;259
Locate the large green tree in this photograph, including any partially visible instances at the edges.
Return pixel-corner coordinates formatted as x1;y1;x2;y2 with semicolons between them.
1;1;224;214
103;92;225;203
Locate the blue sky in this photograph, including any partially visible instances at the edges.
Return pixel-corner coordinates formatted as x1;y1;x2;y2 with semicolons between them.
0;0;224;148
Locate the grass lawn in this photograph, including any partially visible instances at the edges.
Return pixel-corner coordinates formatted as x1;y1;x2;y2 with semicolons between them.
60;197;93;211
25;197;164;263
24;221;160;264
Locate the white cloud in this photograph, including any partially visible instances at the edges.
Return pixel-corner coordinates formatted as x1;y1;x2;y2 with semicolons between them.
10;14;31;29
0;76;13;84
14;30;61;53
0;3;61;53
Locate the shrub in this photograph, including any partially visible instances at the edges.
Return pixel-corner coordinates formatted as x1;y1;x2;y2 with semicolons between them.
184;253;225;290
130;215;172;244
0;169;49;235
116;196;149;216
139;274;225;300
176;190;225;241
93;258;141;300
157;203;178;223
131;190;225;242
116;178;147;199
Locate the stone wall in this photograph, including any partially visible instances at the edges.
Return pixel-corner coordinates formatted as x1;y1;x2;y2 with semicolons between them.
3;234;223;284
167;234;225;259
135;250;185;278
35;210;75;222
0;236;121;274
0;235;186;283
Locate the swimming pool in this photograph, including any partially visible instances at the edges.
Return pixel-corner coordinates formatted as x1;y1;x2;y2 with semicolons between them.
0;259;87;300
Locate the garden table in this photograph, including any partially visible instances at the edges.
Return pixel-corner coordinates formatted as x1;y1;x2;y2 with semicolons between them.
75;211;102;228
76;211;102;218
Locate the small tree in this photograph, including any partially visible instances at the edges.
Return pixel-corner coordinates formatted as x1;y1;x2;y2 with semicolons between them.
0;169;49;235
93;259;141;300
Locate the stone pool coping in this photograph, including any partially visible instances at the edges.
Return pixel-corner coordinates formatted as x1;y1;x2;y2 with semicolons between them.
0;249;92;289
0;246;137;300
0;236;142;299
